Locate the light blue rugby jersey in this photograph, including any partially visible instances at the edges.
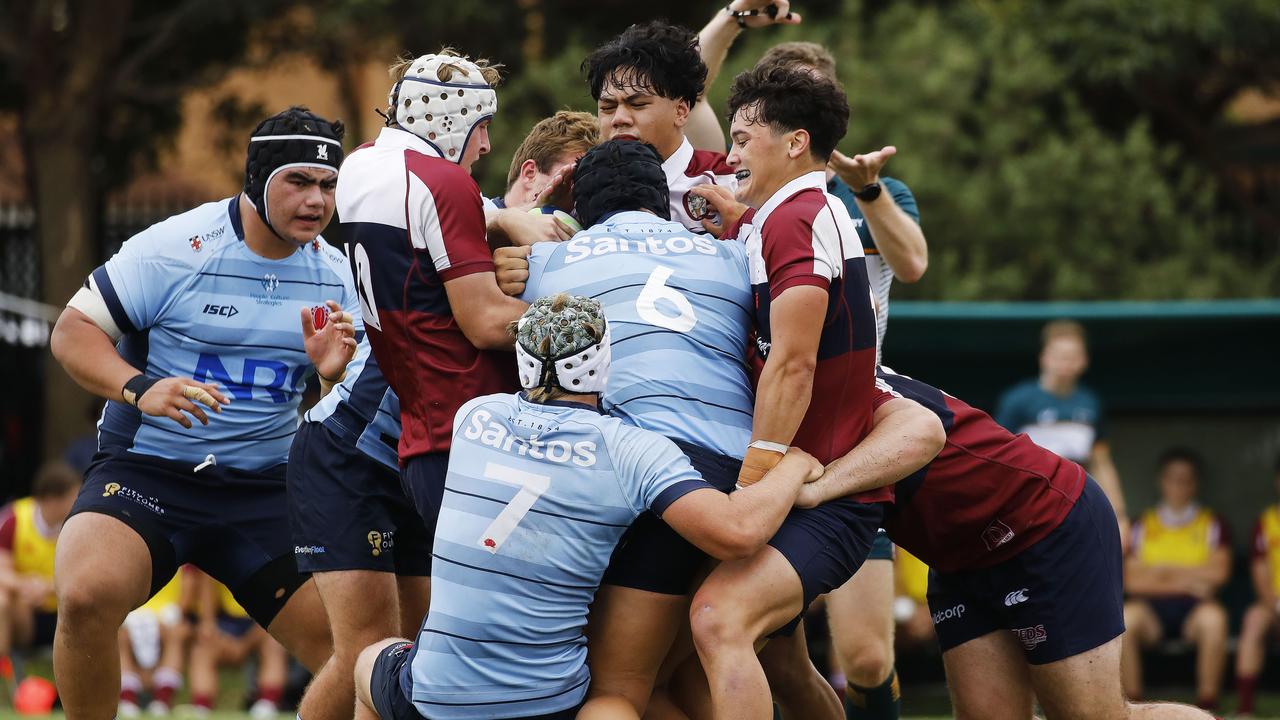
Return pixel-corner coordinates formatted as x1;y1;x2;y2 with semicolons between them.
521;210;754;459
92;196;362;472
409;392;710;719
303;335;401;471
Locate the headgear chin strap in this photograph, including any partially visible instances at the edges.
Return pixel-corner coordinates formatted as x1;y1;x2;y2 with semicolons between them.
243;107;345;240
515;295;611;396
573;139;670;229
389;53;498;164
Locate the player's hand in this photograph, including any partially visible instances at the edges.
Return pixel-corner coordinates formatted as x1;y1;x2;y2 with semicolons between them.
727;0;803;28
136;377;230;429
302;299;357;383
688;184;747;238
495;245;532;297
534;163;575;212
737;444;787;487
492;209;574;247
829;147;897;191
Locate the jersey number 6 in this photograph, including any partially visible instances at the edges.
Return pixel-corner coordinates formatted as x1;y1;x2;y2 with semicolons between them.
636;266;697;333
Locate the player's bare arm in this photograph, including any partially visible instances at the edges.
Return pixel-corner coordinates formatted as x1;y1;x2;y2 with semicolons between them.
688;0;802;152
485;207;573;249
443;272;530;350
662;447;822;561
795;397;945;508
741;283;827;484
829;147;928;282
50;307;229;429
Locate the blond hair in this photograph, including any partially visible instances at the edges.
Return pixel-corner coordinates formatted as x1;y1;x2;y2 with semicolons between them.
1041;319;1087;349
505;111;600;190
755;42;837;81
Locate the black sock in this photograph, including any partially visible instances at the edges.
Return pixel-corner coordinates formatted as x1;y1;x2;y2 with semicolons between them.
846;668;901;720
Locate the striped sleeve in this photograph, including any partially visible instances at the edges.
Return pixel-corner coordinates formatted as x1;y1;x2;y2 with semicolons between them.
405;154;493;282
760;190;838;299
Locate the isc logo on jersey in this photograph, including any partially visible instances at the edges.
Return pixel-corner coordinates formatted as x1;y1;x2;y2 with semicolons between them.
463;409;597;467
562;233;719;264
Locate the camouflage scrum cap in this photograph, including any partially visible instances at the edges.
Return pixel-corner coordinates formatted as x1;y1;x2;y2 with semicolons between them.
515;294;611;395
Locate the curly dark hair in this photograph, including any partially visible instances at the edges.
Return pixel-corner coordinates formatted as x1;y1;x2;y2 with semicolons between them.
727;65;849;161
582;21;706;107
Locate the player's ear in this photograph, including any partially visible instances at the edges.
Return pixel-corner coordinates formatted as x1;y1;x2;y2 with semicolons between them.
520;159;539;185
673;99;690;128
788;129;810;160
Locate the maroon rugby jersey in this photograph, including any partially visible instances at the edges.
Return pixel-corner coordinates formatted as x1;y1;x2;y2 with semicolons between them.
663;138;737;234
336;127;516;461
741;172;887;503
876;369;1086;572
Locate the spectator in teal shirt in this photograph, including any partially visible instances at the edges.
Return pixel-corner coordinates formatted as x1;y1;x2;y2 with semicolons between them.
996;319;1129;535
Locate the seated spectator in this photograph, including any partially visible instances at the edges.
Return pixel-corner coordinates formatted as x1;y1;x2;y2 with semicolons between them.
119;571;189;717
1233;455;1280;717
995;320;1128;534
0;461;81;680
1121;448;1230;711
892;548;935;651
187;571;286;718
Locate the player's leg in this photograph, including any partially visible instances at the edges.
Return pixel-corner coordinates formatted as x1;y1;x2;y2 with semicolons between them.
187;624;226;714
249;630;289;716
298;571;401;719
53;511;156;718
1121;600;1160;699
1029;635;1215;720
758;622;844;720
941;631;1035;720
149;610;187;713
354;638;414;720
116;627;144;717
1182;600;1228;710
827;546;898;720
690;545;805;720
580;585;687;719
1233;601;1275;715
397;576;430;636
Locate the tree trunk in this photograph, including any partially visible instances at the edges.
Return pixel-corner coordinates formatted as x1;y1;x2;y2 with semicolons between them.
29;136;100;461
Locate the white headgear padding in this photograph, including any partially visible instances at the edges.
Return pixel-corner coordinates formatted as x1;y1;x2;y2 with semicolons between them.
390;54;497;164
516;321;612;395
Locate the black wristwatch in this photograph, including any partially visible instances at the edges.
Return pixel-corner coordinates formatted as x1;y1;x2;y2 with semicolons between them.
854;181;882;202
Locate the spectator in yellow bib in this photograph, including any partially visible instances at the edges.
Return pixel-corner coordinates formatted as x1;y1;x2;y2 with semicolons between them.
0;461;81;672
1232;455;1280;717
1121;448;1230;712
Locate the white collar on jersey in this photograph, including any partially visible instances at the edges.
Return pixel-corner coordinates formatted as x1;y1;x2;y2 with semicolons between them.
374;125;445;160
752;170;828;229
661;137;695;187
1156;502;1202;528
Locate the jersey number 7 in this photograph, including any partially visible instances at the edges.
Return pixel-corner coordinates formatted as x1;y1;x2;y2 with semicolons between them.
478;462;551;554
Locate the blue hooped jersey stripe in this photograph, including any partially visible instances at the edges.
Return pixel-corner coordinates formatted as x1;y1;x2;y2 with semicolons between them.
409;392;709;718
521;211;754;459
93;196;362;472
304;336;401;471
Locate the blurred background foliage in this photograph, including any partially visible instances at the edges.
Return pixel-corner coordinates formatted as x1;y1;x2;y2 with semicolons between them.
1;0;1277;303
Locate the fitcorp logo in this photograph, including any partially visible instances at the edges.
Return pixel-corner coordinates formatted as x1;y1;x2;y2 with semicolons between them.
932;604;965;625
1004;588;1030;607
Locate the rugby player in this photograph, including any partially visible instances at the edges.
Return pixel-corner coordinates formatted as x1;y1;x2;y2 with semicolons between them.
288;335;426;717
353;293;824;720
687;66;889;719
493;139;942;718
690;18;930;715
336;52;528;587
787;368;1214;720
582;21;739;234
490;111;599;210
48;107;358;718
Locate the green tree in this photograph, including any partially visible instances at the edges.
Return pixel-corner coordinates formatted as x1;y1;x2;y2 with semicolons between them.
0;0;289;458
